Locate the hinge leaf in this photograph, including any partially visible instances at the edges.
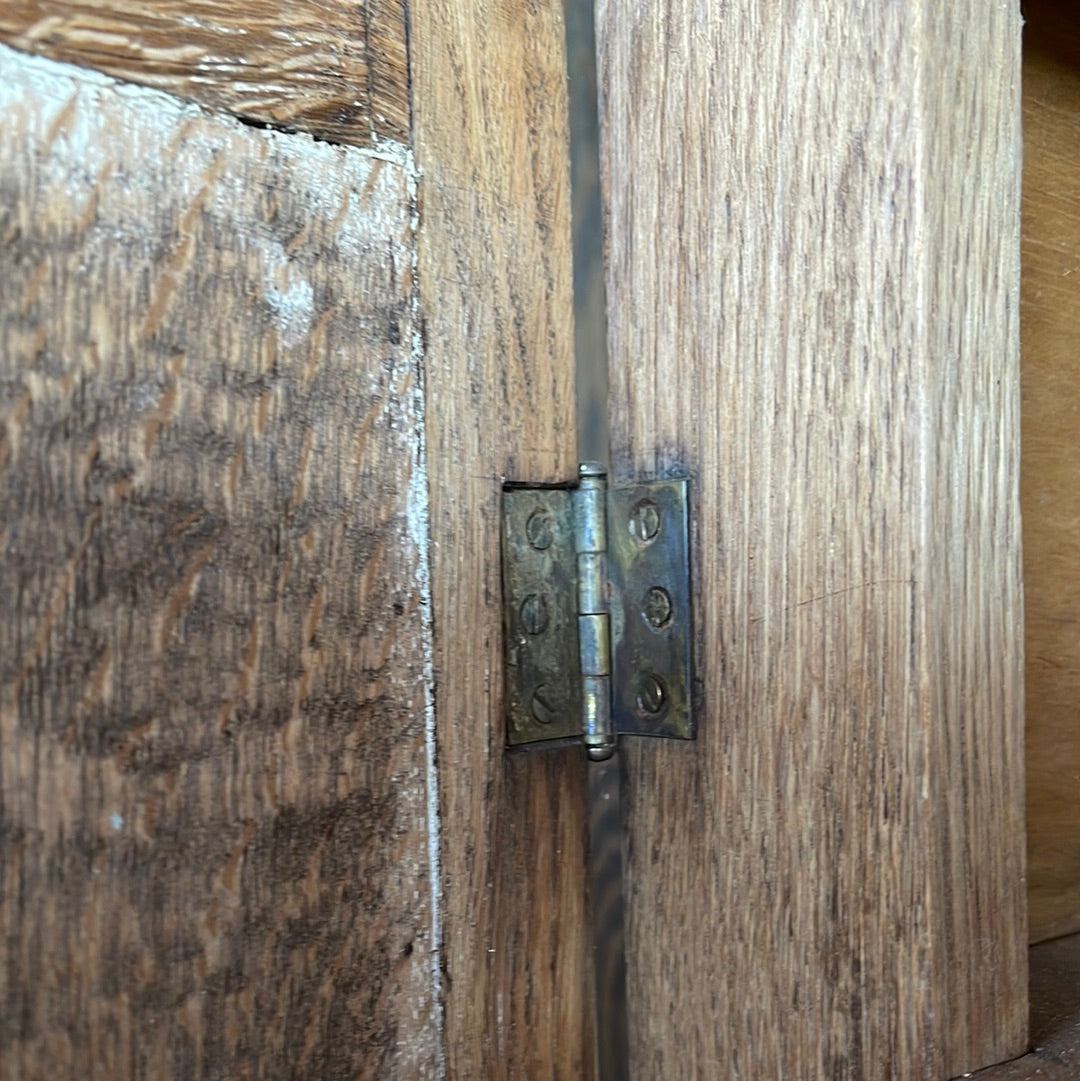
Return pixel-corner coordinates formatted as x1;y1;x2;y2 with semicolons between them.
608;478;694;740
501;487;582;744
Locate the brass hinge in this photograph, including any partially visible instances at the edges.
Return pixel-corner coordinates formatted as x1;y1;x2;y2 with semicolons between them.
501;462;693;759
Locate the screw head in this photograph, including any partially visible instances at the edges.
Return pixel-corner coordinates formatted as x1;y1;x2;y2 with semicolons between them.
643;586;673;630
629;499;661;544
519;592;550;635
530;685;557;725
525;509;553;550
636;673;667;717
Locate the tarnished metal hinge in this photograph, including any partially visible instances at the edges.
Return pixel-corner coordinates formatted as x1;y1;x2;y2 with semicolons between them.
501;461;693;759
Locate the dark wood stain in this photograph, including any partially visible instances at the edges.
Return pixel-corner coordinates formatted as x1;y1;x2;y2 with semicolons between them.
1020;0;1080;946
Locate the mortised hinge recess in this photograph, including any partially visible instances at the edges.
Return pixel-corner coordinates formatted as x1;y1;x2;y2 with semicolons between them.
501;462;693;759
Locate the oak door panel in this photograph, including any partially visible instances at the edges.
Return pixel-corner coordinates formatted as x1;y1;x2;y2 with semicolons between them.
600;1;1026;1076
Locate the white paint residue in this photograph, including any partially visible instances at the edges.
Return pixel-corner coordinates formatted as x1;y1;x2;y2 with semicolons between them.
407;381;447;1079
109;813;124;832
368;132;411;169
402;146;446;1081
0;44;412;215
0;44;415;311
262;240;314;348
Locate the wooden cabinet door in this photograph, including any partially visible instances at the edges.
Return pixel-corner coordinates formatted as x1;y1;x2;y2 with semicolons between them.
599;4;1027;1077
0;2;1026;1078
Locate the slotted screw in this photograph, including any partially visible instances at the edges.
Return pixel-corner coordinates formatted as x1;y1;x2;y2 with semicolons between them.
629;499;661;544
520;593;549;635
636;673;667;717
530;685;557;725
525;509;553;550
643;586;673;630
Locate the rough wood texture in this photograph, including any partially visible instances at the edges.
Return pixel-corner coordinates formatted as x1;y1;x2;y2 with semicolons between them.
0;48;440;1079
0;0;408;149
1021;0;1080;946
409;2;592;1077
599;2;1026;1076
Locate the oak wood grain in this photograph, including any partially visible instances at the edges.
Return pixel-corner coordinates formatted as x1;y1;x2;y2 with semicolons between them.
599;1;1027;1076
1021;0;1080;946
408;1;593;1077
0;0;408;149
0;47;439;1079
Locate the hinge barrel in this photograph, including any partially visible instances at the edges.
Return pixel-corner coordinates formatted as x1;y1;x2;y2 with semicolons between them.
575;462;614;760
